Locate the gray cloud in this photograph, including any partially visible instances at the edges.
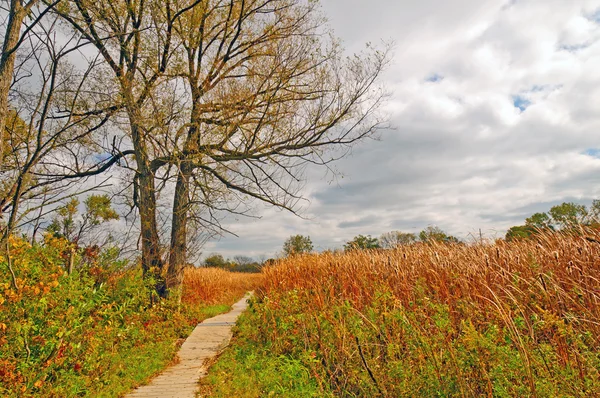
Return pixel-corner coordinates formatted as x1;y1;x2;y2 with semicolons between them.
338;215;384;229
202;0;600;262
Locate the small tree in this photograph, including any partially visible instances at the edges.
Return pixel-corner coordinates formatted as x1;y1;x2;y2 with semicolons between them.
504;212;554;242
418;226;459;243
344;235;380;251
46;194;119;274
204;254;230;269
589;200;600;227
505;225;535;241
283;235;313;257
525;212;553;230
549;202;588;230
47;195;119;244
380;231;416;249
47;198;79;241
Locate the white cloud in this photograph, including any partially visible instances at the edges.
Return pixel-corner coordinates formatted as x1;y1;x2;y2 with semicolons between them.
206;0;600;261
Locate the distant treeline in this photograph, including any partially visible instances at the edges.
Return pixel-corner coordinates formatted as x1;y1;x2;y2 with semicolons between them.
201;254;268;274
204;200;600;267
505;200;600;241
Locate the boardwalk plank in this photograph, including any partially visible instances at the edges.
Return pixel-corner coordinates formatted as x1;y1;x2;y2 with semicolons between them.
125;293;251;398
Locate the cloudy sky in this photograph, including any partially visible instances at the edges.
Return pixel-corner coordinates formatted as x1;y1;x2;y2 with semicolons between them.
202;0;600;260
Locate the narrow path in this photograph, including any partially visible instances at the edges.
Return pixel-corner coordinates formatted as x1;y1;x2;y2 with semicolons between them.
126;293;252;398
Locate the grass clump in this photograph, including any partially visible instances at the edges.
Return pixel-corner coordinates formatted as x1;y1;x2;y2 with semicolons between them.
201;231;600;397
199;302;332;398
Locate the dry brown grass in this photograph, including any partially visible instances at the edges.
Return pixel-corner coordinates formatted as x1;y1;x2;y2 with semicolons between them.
248;230;600;396
263;232;600;333
182;267;264;306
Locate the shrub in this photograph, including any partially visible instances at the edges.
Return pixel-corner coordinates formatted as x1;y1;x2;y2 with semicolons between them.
0;236;262;396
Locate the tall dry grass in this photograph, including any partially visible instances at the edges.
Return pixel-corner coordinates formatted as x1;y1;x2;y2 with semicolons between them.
183;267;264;306
247;231;600;396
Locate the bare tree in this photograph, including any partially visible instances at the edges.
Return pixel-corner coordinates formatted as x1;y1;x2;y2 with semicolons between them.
0;0;61;165
46;0;389;298
159;0;390;290
0;15;130;243
49;0;189;295
233;255;253;266
380;231;417;249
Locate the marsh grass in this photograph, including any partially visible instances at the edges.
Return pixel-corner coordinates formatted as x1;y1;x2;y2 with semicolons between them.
203;231;600;397
183;266;263;306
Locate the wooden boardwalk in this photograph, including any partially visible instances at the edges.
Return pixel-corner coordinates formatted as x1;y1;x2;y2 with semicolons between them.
126;293;252;398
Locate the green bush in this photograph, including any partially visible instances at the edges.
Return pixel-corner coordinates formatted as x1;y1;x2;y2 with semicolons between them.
0;235;227;397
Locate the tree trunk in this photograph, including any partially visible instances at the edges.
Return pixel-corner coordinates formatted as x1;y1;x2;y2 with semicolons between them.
138;169;166;297
167;113;199;293
167;161;192;292
68;247;75;275
129;120;166;297
0;0;26;166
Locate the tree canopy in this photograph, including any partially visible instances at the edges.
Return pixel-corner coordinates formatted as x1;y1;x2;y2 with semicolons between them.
379;231;416;249
0;0;389;297
418;226;459;243
283;235;313;257
506;201;599;241
344;235;380;251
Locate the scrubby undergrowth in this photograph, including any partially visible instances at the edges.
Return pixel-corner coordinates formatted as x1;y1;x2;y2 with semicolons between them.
202;232;600;397
0;236;262;397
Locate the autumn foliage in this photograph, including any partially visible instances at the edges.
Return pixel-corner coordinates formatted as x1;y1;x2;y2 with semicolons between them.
230;231;600;396
0;236;256;396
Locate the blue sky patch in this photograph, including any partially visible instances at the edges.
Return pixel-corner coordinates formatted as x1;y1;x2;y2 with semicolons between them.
559;43;590;53
93;152;113;163
425;73;444;83
512;95;531;112
529;84;562;93
584;148;600;158
588;9;600;24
